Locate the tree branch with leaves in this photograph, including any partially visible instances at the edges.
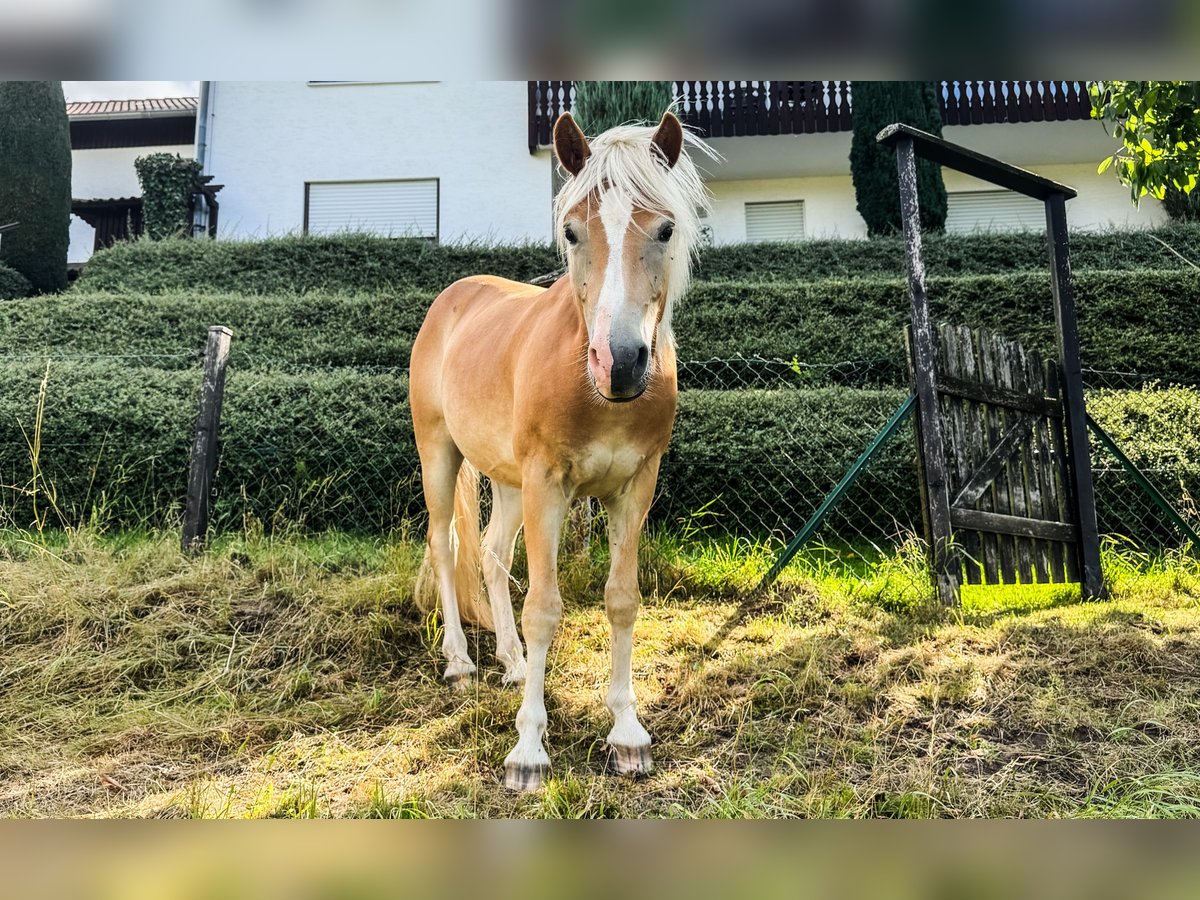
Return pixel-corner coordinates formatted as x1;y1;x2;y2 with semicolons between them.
1091;81;1200;206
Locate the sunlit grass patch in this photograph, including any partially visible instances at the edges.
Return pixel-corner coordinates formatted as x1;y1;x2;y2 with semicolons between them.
2;526;1199;818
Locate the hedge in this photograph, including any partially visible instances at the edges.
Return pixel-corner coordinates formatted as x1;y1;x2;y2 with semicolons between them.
73;226;1200;296
0;361;415;532
0;263;31;301
0;81;71;294
0;361;913;534
74;235;562;297
1;361;1192;541
13;269;1200;386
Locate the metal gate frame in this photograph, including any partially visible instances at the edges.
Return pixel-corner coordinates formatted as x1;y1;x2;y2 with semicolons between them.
877;123;1105;606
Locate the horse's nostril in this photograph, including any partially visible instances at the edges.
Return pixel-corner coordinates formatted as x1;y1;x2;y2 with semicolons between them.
635;345;649;378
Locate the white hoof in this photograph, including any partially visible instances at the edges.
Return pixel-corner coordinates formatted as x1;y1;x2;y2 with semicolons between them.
443;659;477;689
501;658;528;687
608;742;653;776
503;743;551;792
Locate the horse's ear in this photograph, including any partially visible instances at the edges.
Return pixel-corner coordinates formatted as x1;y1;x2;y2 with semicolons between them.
554;113;590;177
651;111;684;169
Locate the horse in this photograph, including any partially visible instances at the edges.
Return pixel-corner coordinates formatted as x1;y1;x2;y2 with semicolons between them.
409;110;713;791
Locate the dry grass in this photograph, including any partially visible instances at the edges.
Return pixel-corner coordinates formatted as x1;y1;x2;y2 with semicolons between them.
2;528;1200;818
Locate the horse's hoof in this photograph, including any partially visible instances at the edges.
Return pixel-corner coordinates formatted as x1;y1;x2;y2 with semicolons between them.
444;666;477;690
500;667;527;688
609;743;653;777
504;762;549;792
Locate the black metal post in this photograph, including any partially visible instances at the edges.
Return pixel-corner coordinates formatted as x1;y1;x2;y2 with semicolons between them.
1045;194;1106;600
182;325;232;554
895;136;960;607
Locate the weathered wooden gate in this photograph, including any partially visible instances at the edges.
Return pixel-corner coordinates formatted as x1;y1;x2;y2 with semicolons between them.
879;123;1105;606
912;324;1081;588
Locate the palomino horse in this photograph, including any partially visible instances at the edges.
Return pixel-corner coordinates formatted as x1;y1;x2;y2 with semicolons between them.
410;110;713;791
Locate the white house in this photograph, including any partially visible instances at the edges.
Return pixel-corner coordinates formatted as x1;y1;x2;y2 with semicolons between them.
68;97;196;265
194;81;1166;247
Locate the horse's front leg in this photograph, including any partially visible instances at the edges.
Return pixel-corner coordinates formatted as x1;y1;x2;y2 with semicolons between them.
503;471;568;791
601;458;659;776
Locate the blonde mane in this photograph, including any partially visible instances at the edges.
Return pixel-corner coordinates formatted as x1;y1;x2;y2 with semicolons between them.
553;121;717;344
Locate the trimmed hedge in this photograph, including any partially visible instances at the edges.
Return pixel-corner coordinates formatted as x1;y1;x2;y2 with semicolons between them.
73;226;1200;296
0;360;1193;540
0;290;426;370
0;361;415;531
14;269;1200;385
0;263;31;301
74;235;562;297
0;361;912;534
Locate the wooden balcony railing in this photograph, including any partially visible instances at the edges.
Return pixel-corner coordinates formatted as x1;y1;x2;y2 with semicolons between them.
527;81;1094;152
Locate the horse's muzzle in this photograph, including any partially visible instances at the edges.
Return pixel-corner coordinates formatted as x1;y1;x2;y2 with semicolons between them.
607;339;650;399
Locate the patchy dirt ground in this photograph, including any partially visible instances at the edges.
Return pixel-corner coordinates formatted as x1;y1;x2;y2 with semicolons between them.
2;531;1200;818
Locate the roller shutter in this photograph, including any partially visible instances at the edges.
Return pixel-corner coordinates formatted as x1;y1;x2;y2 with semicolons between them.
745;200;805;242
306;179;438;238
946;190;1044;233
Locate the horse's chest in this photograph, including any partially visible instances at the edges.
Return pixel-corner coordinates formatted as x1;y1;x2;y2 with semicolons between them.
569;439;653;497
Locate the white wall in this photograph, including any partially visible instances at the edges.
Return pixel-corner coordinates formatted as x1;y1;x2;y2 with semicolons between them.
68;142;193;264
703;133;1167;245
204;81;554;244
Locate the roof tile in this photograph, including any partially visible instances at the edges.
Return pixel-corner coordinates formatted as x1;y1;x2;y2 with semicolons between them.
67;97;198;118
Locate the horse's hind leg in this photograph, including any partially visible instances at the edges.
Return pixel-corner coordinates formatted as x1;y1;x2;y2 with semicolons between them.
600;459;659;776
483;481;526;685
419;437;476;685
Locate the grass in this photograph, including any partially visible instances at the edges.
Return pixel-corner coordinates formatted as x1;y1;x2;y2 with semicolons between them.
2;526;1200;818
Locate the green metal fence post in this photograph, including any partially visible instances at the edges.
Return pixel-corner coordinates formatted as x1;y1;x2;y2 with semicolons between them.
758;394;917;593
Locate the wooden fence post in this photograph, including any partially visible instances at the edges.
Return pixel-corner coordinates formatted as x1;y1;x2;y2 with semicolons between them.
1045;193;1106;600
182;325;232;554
894;136;961;607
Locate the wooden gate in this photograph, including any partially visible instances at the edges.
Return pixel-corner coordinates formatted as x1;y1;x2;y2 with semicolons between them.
879;123;1105;606
913;325;1080;588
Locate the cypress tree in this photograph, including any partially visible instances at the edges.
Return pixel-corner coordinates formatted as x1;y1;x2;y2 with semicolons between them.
849;81;948;236
0;81;72;293
571;81;675;134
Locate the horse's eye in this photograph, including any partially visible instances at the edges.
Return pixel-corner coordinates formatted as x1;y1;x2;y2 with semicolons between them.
564;226;578;245
658;222;675;242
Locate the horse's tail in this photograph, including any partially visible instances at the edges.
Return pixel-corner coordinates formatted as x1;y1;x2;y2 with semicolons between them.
414;461;494;632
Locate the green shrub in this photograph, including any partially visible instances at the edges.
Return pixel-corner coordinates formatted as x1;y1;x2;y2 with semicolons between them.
13;268;1200;385
0;361;415;532
0;360;913;535
0;263;31;301
664;388;920;536
849;81;947;235
0;289;426;370
74;235;562;296
1089;384;1200;490
0;359;1194;540
571;81;675;134
134;152;204;240
73;226;1200;297
0;81;71;293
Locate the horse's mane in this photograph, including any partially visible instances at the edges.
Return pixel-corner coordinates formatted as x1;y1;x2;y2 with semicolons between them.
553;121;717;345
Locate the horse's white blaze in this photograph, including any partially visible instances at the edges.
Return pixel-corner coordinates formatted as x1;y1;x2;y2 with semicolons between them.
590;191;634;385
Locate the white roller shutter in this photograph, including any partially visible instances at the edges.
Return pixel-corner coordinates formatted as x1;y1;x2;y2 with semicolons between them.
306;179;438;238
946;190;1044;234
745;200;805;242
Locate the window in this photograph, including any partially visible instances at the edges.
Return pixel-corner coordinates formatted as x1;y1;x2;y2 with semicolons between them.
745;200;805;242
946;190;1044;233
304;179;439;239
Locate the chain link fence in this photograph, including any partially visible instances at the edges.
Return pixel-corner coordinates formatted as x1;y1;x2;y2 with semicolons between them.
1;343;1196;587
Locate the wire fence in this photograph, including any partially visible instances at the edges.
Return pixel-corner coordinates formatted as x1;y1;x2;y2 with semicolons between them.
0;347;1196;581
